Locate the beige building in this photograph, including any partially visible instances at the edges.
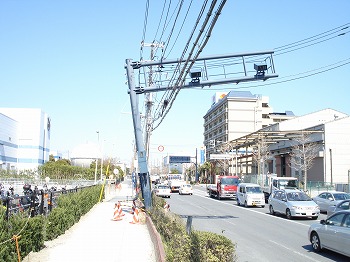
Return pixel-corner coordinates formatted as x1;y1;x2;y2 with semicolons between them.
203;91;295;160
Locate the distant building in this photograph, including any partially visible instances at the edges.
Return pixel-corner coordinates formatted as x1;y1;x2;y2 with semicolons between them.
70;142;101;168
0;108;51;171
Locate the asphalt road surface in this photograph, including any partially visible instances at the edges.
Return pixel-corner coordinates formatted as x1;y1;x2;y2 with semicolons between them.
164;185;348;262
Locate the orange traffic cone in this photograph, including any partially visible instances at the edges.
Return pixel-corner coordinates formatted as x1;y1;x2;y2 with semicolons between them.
112;203;122;221
129;207;140;224
118;202;125;217
129;200;136;214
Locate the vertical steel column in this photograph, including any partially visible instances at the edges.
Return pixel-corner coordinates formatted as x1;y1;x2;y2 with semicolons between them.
126;59;152;209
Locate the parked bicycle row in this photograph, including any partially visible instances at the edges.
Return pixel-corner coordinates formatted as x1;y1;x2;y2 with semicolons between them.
0;183;90;220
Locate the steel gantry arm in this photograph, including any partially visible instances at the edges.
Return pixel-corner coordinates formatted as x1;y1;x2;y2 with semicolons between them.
125;50;279;208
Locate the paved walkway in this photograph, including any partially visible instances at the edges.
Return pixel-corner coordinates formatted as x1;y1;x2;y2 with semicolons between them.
24;182;157;262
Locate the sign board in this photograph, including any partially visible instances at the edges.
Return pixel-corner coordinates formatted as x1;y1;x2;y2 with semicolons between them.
169;156;191;163
210;154;232;160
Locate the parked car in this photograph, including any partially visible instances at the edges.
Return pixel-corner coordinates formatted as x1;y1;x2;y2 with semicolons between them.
236;183;265;208
152;184;171;198
308;210;350;257
327;199;350;217
312;191;350;213
269;189;319;220
179;184;193;195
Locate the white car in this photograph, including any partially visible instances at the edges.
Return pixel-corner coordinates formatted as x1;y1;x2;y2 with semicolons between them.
152;184;171;198
308;210;350;257
236;183;265;208
312;191;350;213
179;184;193;195
269;189;319;220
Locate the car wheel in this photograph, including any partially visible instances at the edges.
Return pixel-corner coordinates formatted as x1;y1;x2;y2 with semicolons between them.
244;201;248;208
269;205;275;215
312;216;318;220
310;232;321;252
261;205;265;208
237;199;240;206
286;209;292;219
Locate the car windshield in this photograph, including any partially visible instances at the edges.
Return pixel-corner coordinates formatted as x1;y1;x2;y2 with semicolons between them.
246;186;262;193
278;180;298;189
287;192;311;201
158;185;169;189
183;185;191;188
333;193;350;200
221;178;239;185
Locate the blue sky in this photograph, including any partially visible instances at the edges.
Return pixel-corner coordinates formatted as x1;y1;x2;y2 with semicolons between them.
1;1;349;165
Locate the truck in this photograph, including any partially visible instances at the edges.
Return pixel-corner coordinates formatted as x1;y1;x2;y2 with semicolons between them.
168;179;185;193
262;174;299;203
207;175;240;200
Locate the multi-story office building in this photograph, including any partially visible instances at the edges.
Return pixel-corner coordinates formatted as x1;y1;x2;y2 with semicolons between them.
203;91;295;160
0;108;51;171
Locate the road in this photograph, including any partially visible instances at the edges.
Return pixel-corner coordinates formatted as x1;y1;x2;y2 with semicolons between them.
164;185;348;262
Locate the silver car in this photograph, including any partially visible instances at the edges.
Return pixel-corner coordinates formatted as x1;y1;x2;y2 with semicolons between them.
152;184;171;198
327;199;350;217
308;210;350;257
269;189;320;220
312;191;350;213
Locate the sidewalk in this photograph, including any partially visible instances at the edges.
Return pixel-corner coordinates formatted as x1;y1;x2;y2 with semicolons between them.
24;181;158;262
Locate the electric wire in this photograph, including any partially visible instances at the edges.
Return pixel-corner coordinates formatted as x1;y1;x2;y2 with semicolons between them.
274;23;349;52
153;0;168;41
162;0;194;59
153;0;227;130
140;0;150;60
152;0;210;120
153;0;212;121
138;1;349;135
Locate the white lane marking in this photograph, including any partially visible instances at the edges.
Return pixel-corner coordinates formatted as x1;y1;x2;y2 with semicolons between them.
192;189;311;227
269;240;319;262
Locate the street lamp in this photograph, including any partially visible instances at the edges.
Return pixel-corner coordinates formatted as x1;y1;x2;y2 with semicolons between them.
94;131;99;184
100;139;105;181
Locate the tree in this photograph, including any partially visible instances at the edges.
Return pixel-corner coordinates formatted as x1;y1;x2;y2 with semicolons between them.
199;161;211;183
289;132;320;191
252;136;270;187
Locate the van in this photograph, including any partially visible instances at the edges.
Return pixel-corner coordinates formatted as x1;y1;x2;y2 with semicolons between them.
237;183;265;208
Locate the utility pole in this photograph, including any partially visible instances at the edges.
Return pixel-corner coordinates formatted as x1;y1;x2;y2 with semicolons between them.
142;42;164;160
126;59;152;209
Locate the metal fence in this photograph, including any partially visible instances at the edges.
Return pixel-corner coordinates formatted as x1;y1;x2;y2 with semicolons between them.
1;184;95;220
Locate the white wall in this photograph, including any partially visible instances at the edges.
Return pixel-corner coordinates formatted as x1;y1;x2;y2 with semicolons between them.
0;108;51;171
0;113;18;170
324;116;350;183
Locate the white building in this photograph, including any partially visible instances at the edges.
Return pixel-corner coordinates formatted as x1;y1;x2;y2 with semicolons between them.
266;109;350;184
0;108;51;171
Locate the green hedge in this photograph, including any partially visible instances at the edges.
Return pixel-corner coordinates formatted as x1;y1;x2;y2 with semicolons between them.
149;193;237;262
0;185;102;261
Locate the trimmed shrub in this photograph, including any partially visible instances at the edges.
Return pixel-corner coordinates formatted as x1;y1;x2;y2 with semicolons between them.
0;184;103;261
190;231;237;262
149;193;236;262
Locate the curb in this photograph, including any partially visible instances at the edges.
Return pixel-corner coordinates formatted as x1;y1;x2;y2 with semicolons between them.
146;215;166;262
